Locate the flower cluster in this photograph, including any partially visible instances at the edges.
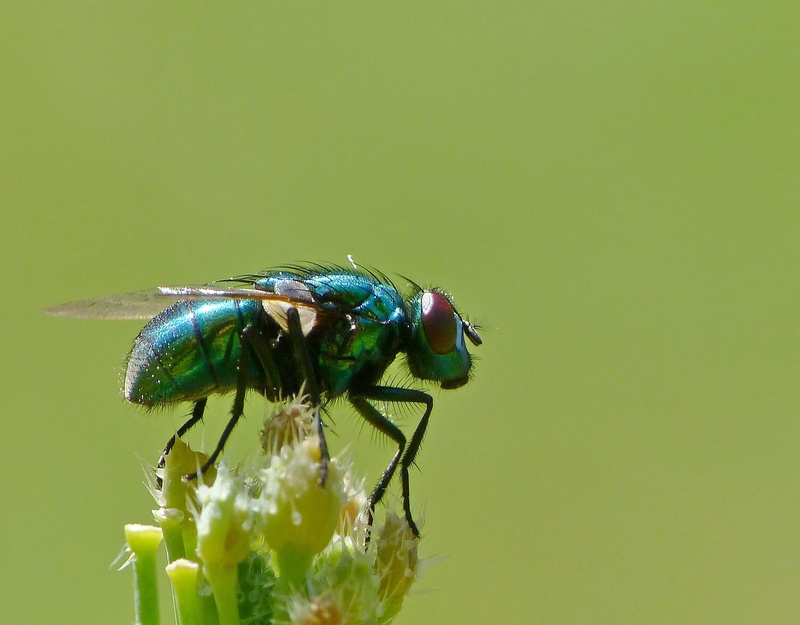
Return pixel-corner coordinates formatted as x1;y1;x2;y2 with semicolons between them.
122;398;421;625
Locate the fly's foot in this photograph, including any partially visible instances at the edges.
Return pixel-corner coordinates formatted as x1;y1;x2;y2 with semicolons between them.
317;453;329;488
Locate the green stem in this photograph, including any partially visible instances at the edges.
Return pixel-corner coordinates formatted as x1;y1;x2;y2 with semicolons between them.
154;507;186;563
166;559;201;625
182;522;198;564
204;564;241;625
125;524;163;625
274;544;313;589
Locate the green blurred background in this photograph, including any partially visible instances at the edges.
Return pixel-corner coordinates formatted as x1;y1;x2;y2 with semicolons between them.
2;2;799;623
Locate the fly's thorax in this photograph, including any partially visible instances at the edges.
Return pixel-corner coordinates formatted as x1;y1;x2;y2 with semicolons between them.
356;281;406;321
405;290;473;388
314;311;405;397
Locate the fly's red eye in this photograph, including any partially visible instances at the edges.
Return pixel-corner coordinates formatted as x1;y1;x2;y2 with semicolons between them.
421;291;457;354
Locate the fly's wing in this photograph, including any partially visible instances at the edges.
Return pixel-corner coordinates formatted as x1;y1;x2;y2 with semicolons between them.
45;283;322;330
43;289;172;320
162;284;319;336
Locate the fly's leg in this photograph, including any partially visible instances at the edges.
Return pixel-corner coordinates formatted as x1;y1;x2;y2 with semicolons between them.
240;324;282;399
350;395;406;538
398;389;434;536
182;321;283;481
178;310;328;485
283;306;329;486
351;387;433;539
182;330;253;481
245;311;328;484
156;398;208;486
159;397;208;468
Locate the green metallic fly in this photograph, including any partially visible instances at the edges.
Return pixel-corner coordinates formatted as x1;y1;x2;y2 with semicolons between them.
46;263;482;535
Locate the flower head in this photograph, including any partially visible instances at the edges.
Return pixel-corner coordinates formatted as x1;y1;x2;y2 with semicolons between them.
261;394;315;455
373;513;420;623
194;463;256;570
257;436;346;584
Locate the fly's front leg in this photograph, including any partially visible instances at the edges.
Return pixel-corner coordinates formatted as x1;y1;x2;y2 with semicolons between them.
398;390;433;536
283;306;329;486
352;386;433;539
350;395;406;536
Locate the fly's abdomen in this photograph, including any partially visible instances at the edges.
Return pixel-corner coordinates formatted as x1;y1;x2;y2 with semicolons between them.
125;299;262;405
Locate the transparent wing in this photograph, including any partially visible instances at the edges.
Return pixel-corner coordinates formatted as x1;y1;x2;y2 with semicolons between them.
43;289;174;320
44;284;323;323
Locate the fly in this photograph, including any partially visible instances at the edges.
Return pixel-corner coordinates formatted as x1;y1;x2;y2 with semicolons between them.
46;263;482;536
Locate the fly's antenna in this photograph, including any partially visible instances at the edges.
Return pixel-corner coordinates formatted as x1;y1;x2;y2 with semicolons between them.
463;319;483;346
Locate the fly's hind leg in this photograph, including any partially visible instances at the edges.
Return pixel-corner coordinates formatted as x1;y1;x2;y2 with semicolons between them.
159;397;208;468
182;323;279;481
156;397;208;486
178;311;328;485
182;342;250;481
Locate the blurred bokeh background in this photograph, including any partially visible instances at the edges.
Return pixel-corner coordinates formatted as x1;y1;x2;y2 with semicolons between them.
2;2;799;623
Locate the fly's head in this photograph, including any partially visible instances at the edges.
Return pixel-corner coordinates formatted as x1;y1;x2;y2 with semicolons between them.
406;289;482;389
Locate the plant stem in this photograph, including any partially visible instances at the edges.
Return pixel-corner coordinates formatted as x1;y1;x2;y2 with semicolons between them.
125;524;163;625
166;559;201;625
204;564;241;625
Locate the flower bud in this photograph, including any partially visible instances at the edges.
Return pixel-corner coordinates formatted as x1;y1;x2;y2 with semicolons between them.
257;437;345;583
260;395;315;455
374;513;419;623
194;463;255;569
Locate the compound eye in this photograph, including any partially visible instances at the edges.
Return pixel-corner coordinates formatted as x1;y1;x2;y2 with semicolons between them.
421;291;457;355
